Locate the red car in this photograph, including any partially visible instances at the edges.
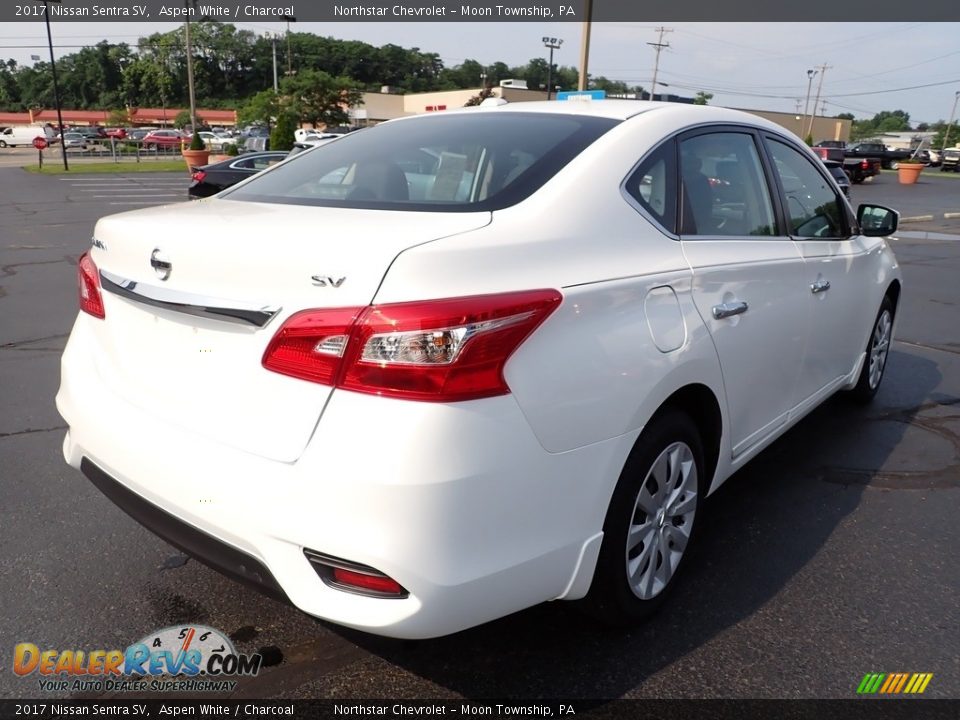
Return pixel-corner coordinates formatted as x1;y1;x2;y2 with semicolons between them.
141;129;186;149
105;128;127;140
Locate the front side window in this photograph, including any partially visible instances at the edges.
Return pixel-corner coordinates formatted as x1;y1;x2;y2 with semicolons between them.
225;113;619;212
766;139;848;239
678;132;776;237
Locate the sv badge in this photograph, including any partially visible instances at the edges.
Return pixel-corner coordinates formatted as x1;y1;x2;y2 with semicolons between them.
311;275;346;288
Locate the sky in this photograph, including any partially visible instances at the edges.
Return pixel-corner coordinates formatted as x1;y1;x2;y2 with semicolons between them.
1;21;959;124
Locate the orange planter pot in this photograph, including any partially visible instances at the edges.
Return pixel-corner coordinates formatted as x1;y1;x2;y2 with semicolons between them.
897;163;924;185
182;148;210;173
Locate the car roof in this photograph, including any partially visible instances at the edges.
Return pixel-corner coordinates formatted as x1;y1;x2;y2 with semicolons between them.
389;100;801;137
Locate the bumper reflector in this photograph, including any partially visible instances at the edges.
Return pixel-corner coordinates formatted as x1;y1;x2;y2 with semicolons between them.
304;549;408;599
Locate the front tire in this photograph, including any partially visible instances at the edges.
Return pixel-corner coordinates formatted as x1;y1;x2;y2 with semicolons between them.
584;410;705;625
848;296;894;403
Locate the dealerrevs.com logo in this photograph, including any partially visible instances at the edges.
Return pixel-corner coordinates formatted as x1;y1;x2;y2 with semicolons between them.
14;625;261;693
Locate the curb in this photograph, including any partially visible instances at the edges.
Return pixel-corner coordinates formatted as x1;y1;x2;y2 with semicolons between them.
900;212;960;224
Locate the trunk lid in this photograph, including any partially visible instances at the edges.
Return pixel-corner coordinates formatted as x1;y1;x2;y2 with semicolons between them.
88;199;490;462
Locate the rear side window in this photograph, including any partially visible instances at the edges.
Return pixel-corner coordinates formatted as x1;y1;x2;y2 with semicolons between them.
679;132;776;237
225;113;619;212
624;142;677;234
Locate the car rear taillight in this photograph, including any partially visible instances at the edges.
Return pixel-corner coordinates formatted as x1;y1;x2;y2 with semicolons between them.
861;159;870;169
77;251;105;319
263;289;562;402
191;170;206;182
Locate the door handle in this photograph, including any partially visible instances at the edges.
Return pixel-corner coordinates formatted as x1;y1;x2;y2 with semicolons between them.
712;301;749;320
810;279;831;294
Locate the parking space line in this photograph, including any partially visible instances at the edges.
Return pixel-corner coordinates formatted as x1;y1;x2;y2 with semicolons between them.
91;195;180;199
109;201;185;205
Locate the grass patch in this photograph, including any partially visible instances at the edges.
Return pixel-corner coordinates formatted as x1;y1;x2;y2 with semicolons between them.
23;160;187;175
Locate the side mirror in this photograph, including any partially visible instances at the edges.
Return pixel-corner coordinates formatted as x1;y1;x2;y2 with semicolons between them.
857;204;899;237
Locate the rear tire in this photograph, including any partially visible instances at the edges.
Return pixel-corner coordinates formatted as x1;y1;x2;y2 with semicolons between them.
583;410;705;625
847;296;894;404
0;140;7;148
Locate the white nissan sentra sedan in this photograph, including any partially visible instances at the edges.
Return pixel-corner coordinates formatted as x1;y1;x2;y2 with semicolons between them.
57;101;901;638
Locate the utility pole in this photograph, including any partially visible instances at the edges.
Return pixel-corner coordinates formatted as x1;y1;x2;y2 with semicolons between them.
184;0;197;133
577;0;592;91
284;15;296;76
269;33;279;91
35;0;67;170
942;91;960;149
648;27;673;101
806;63;831;140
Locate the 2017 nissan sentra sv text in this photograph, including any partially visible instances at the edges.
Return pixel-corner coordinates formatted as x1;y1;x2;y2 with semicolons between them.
57;100;902;638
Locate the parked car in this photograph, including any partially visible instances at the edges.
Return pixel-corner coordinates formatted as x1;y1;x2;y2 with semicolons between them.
941;148;960;172
188;151;289;198
822;159;851;196
142;129;186;149
57;102;902;639
76;126;108;140
61;132;88;149
127;128;152;142
195;131;237;152
105;128;127;140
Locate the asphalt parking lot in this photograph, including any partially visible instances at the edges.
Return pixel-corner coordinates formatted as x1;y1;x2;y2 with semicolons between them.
1;166;957;702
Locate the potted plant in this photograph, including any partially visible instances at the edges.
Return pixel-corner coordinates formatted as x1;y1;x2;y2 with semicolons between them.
181;131;210;173
896;154;925;185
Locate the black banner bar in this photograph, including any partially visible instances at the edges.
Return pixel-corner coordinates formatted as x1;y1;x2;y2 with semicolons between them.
1;0;959;23
0;699;958;720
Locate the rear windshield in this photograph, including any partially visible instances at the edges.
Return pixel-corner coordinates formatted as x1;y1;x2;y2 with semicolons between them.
224;112;619;212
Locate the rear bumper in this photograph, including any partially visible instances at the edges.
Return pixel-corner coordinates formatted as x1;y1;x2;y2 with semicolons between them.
57;315;627;638
80;456;288;603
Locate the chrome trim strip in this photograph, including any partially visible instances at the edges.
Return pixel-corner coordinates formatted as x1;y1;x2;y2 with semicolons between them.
99;269;280;328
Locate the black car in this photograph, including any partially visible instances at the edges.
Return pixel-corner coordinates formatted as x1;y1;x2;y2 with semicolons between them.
188;151;289;198
822;159;851;197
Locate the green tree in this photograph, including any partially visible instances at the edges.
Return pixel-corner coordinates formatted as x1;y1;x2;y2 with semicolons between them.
173;109;192;129
269;111;296;151
237;89;280;129
280;69;362;128
694;91;714;106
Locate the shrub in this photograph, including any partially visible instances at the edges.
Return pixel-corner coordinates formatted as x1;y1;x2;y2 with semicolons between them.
225;143;240;157
188;132;206;151
269;112;297;152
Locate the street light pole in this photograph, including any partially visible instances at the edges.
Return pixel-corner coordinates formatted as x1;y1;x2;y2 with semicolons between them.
802;69;817;141
34;0;67;170
942;91;960;149
542;37;563;101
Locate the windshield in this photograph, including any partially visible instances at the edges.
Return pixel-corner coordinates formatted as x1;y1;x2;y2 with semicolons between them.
224;112;619;212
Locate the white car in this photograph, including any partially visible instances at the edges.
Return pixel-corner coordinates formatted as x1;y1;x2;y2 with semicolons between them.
57;101;902;639
196;131;236;151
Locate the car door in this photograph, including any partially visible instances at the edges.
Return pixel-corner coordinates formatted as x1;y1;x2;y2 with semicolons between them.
679;128;810;459
762;135;875;410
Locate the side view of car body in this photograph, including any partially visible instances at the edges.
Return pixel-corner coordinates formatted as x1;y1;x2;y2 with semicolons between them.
188;151;290;198
57;102;902;639
142;129;186;149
